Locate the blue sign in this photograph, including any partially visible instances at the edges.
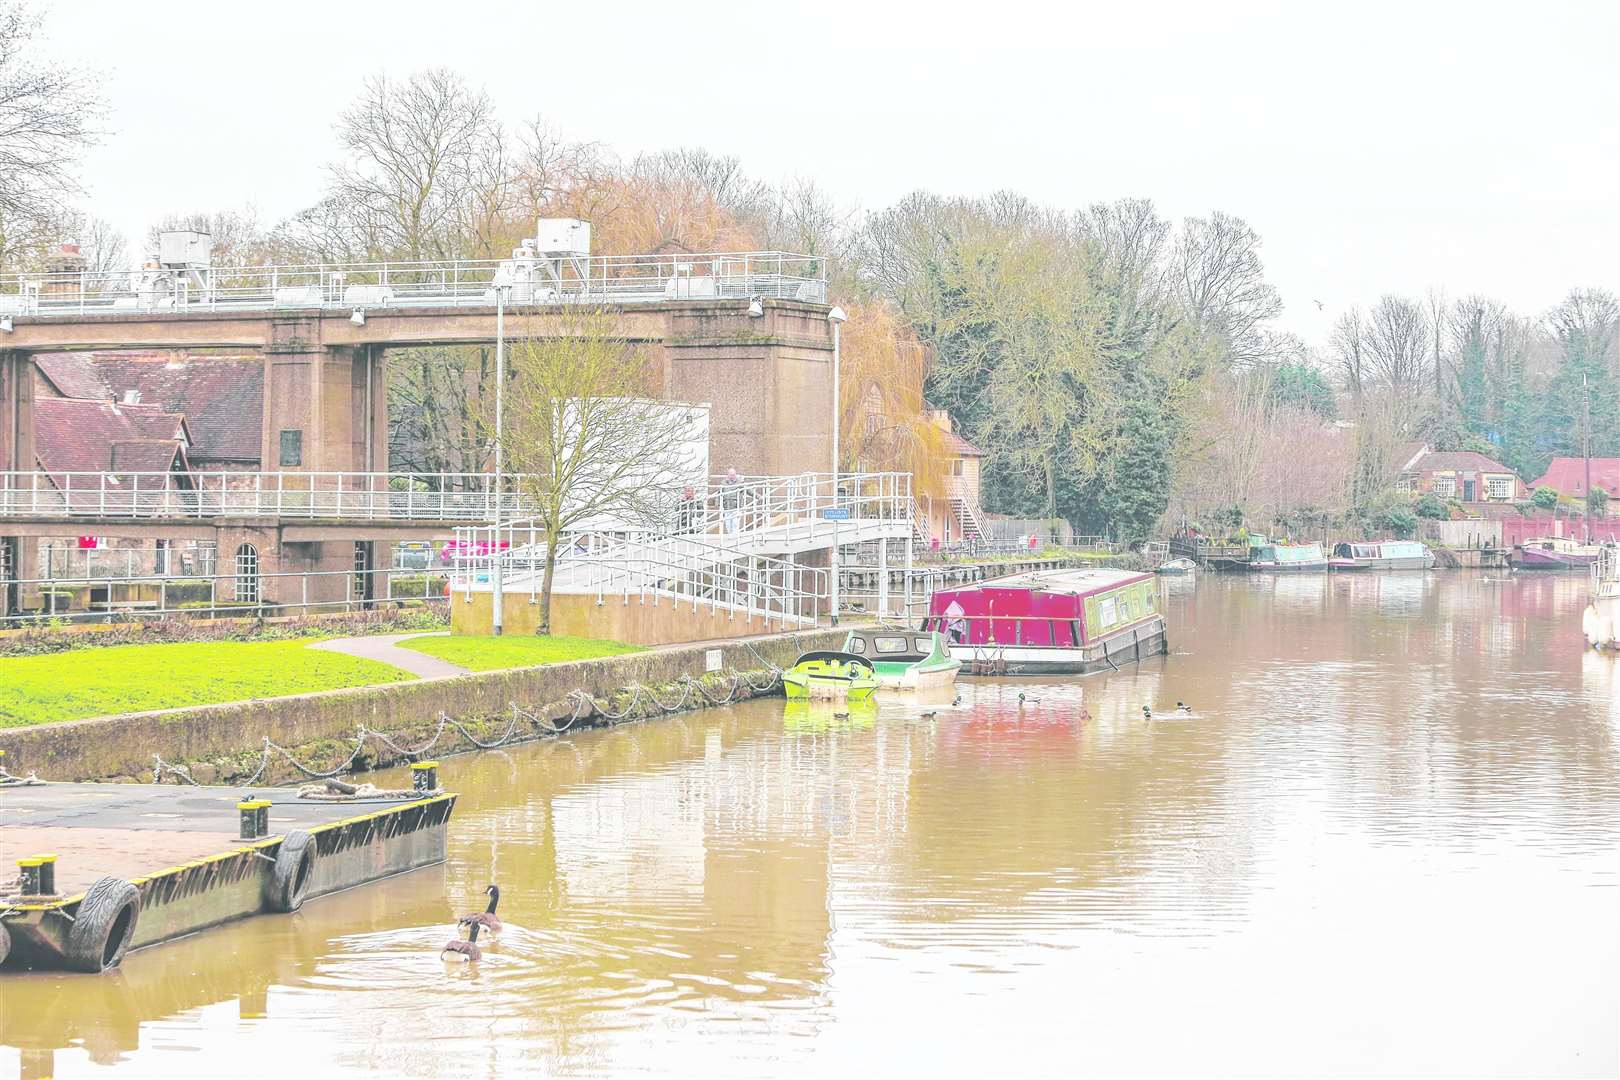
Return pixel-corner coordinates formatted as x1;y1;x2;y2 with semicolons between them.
820;507;851;521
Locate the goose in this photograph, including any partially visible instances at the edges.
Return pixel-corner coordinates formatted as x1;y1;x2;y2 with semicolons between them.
458;884;502;937
441;920;482;963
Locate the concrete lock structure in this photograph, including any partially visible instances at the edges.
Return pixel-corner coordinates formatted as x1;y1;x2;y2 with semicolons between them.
0;245;841;616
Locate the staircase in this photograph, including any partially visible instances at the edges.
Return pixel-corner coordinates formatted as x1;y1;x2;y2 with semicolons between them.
948;479;987;542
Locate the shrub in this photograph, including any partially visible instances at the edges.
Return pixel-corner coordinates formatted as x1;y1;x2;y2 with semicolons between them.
1531;486;1559;510
1588;488;1610;516
1413;493;1449;519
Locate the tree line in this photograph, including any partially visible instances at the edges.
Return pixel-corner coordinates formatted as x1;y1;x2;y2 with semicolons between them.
3;44;1615;539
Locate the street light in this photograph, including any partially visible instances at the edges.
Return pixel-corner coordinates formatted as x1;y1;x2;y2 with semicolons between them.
827;306;847;626
491;277;511;634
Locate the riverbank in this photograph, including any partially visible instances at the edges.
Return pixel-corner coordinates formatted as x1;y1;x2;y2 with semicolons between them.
0;626;843;784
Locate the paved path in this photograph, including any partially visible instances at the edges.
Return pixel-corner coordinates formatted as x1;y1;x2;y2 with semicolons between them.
310;631;468;680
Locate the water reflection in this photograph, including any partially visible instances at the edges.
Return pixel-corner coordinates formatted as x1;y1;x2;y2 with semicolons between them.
3;574;1616;1077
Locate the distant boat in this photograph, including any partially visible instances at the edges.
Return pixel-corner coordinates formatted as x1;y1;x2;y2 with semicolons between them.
839;628;961;691
1156;557;1198;575
923;567;1167;676
1513;536;1601;571
1247;542;1327;573
1328;540;1435;571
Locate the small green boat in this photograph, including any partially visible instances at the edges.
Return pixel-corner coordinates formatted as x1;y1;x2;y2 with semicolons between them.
841;628;961;691
781;651;879;701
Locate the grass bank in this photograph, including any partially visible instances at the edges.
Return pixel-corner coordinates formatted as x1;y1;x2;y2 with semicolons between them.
0;640;415;727
399;633;643;672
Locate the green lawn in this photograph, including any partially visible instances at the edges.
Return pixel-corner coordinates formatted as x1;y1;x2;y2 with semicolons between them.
400;633;643;672
0;640;415;727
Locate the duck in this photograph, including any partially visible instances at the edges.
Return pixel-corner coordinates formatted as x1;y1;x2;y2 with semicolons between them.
458;884;502;937
1176;701;1192;715
1018;692;1040;706
1142;705;1153;721
919;710;937;719
833;711;850;720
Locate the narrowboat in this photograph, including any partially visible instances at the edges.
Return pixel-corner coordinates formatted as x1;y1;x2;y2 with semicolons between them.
840;628;961;690
781;652;880;700
922;567;1166;676
1513;536;1601;570
1583;544;1620;650
1248;541;1327;572
1328;540;1435;571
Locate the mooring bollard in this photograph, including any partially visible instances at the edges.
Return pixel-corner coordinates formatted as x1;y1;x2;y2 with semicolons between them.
411;761;439;793
239;799;270;840
19;854;57;896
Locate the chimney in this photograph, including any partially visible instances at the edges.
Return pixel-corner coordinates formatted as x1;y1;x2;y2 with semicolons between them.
44;243;87;296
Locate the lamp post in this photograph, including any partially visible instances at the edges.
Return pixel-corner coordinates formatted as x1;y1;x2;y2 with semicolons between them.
827;306;847;626
491;281;510;635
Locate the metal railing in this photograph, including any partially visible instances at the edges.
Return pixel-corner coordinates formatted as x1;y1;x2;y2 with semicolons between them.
0;251;826;319
1;566;449;624
0;471;531;521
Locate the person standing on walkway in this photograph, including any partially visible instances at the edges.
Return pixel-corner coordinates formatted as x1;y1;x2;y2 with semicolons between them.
722;468;742;534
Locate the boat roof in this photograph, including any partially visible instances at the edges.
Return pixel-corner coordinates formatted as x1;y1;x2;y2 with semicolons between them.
966;566;1152;596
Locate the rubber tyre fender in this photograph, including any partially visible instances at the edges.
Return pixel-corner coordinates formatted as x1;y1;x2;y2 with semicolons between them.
0;917;11;967
266;829;316;913
64;877;141;973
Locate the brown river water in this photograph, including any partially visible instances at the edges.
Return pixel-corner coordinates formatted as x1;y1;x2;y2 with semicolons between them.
3;572;1617;1078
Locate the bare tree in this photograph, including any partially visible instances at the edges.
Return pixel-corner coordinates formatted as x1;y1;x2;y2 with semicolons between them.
146;207;265;268
1362;295;1433;402
502;310;706;634
1169;211;1283;367
0;2;102;220
1330;307;1368;397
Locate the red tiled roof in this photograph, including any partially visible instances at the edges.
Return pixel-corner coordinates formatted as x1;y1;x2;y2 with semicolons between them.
109;439;186;472
34;353;110;400
1533;457;1620;496
944;431;984;457
1412;450;1520;477
33;398;188;475
83;352;262;465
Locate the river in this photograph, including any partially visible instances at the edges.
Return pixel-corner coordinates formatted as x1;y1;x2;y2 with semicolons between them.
3;572;1617;1077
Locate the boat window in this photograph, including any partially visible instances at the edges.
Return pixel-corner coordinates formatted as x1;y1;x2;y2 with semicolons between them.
873;635;910;654
1098;596;1117;626
1142;589;1155;611
847;637;867;654
913;637;934;653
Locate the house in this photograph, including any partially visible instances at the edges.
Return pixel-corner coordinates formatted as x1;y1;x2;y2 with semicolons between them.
1531;457;1620;503
1394;445;1526;504
30;396;192;477
33;351;263;471
919;410;987;545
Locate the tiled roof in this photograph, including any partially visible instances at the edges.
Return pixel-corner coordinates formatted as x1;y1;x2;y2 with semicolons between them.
34;353;110;400
109;439;185;472
33;397;188;474
1533;457;1620;496
1413;450;1520;477
944;431;984;457
84;352;262;464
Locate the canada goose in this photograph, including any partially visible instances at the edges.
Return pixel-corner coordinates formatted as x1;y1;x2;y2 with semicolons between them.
458;884;502;937
441;919;482;962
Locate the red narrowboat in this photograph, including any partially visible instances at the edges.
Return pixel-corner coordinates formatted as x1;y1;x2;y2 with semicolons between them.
922;567;1168;676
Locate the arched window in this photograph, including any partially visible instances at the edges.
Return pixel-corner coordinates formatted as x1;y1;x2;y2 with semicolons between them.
234;543;260;604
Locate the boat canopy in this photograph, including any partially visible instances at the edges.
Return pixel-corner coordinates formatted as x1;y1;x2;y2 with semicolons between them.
1334;540;1428;560
1255;543;1324;563
844;630;939;662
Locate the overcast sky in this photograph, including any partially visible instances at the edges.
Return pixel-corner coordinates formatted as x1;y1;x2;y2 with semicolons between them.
44;0;1620;343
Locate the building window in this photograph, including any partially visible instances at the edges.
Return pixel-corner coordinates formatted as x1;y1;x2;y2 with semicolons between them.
234;543;260;604
1432;475;1457;498
1486;475;1512;501
950;459;964;477
1395;473;1417;494
279;429;302;467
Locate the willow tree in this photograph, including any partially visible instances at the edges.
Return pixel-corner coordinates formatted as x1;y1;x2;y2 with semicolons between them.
501;309;705;635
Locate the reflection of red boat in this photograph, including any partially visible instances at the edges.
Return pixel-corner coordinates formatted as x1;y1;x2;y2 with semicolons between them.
1513;537;1600;570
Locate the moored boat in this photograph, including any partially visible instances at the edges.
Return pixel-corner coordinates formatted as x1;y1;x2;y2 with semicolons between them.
1156;557;1198;574
1248;541;1327;572
1328;540;1435;571
840;628;961;690
781;652;880;700
1513;536;1601;570
1582;544;1620;650
922;567;1167;676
